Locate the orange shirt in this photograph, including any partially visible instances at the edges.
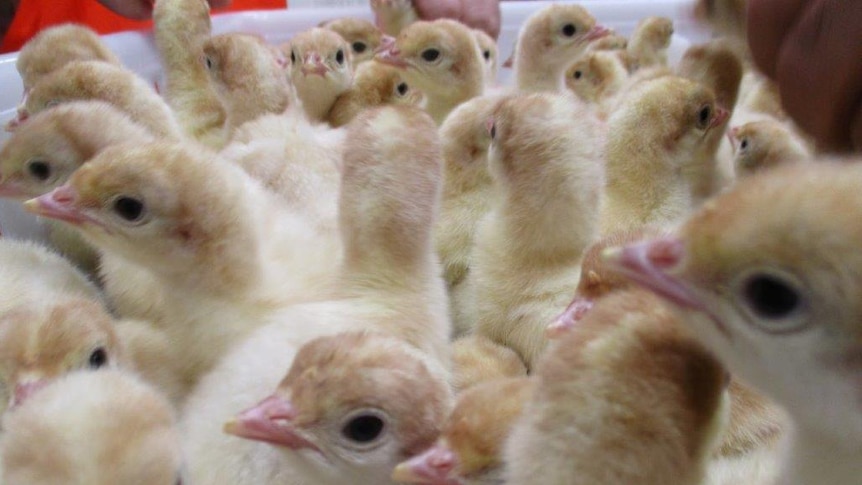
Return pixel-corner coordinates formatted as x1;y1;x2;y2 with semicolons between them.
1;0;287;53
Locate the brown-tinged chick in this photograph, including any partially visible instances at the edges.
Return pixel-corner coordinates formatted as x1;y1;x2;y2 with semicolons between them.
371;0;420;37
564;50;629;118
626;16;674;70
1;369;183;485
450;334;526;394
730;119;813;177
505;289;728;485
393;377;533;485
321;17;386;65
469;92;604;370
512;4;610;92
376;19;485;124
285;28;354;123
604;160;862;485
327;60;423;127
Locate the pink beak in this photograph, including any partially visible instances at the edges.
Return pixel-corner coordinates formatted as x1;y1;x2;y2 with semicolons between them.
392;445;462;485
376;35;396;53
727;126;740;149
301;53;329;77
602;238;704;311
23;186;90;225
11;379;48;409
547;297;594;338
710;106;730;130
502;53;514;69
376;46;409;69
585;25;612;42
4;110;28;132
224;395;320;452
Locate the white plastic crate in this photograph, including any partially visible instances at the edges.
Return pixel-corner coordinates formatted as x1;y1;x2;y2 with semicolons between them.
0;0;708;239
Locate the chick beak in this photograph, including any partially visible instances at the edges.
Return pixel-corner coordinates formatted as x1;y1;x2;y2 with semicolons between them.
301;53;329;77
376;35;396;53
547;297;594;338
392;445;461;485
727;126;740;150
11;378;48;409
224;395;320;452
4;109;28;132
710;106;730;130
602;238;704;311
24;186;91;225
584;25;612;42
376;46;409;69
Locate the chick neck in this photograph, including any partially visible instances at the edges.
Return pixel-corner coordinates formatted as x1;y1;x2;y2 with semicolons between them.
514;39;571;92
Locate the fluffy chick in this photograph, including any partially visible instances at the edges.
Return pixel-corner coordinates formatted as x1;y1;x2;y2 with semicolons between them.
327;60;423;128
321;17;386;65
203;33;293;136
0;101;155;272
473;29;498;88
25;141;338;396
153;0;227;148
506;289;728;485
0;369;183;485
626;16;674;70
371;0;420;37
564;50;629;117
692;0;747;43
604;160;862;485
393;377;533;485
286;28;354;123
601;75;728;234
221;331;452;485
469;92;604;370
730;119;813;177
0;299;123;416
181;106;451;484
512;4;610;92
434;94;502;336
376;19;485;124
451;334;527;394
17;60;183;139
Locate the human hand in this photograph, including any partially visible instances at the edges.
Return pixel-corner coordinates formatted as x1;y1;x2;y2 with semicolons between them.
412;0;501;39
96;0;232;21
747;0;862;151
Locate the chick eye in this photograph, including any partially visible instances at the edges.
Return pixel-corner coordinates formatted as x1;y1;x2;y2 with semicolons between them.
396;82;409;96
88;347;108;369
204;56;213;70
112;196;145;223
741;273;803;322
45;99;60;109
573;70;583;80
489;123;496;140
740;138;749;150
697;105;712;129
421;48;441;62
290;50;297;64
25;159;52;182
352;42;367;54
562;23;577;37
335;49;345;65
483;49;491;60
342;414;385;444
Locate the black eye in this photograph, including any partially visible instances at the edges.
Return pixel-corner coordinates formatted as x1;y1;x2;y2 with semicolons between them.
743;274;801;320
113;196;145;222
352;42;367;54
698;105;712;128
290;50;297;64
88;347;108;369
421;48;440;62
204;56;213;70
562;23;577;37
342;414;385;443
396;82;408;96
489;123;496;139
483;49;491;60
573;70;583;80
335;49;345;65
26;159;51;181
740;139;749;150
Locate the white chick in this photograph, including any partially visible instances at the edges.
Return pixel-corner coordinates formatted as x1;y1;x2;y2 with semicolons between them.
0;369;183;485
730;119;813;177
603;160;862;485
25;141;339;397
327;60;423;127
601;75;728;234
320;17;386;65
376;19;485;124
285;28;354;123
506;289;729;485
473;29;498;88
370;0;420;37
626;16;674;70
221;331;452;485
393;377;533;485
512;4;610;92
15;60;183;139
469;92;604;370
181;106;451;485
153;0;227;148
202;33;294;137
450;334;527;393
434;94;502;336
